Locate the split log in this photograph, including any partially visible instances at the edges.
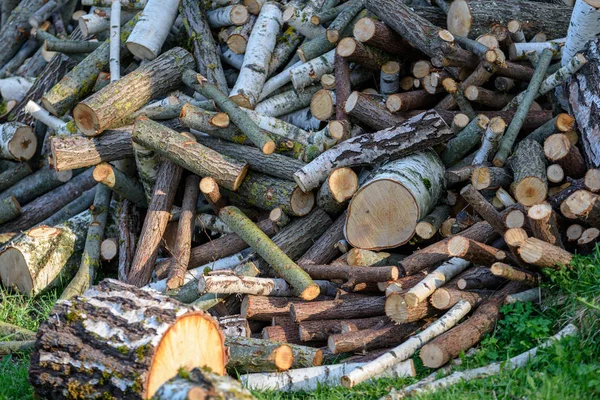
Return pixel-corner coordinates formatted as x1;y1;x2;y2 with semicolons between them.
240;360;415;392
341;300;472;388
446;0;571;39
179;0;228;93
0;169;96;233
30;279;227;399
419;282;522;368
344;91;404;131
544;133;586;179
345;150;445;250
404;258;470;307
154;368;254;400
527;202;564;247
490;262;539;286
447;236;507;266
518;237;573;268
328;320;426;354
229;172;314;217
290;296;385;322
226;336;293;373
316;167;358;215
0;122;36;161
507;139;548;207
457;266;505;290
42;16;139;116
132;118;248;191
219;206;320;300
73;47;194;136
50;127;133;171
0;210;90;296
127;161;182;287
229;3;282;108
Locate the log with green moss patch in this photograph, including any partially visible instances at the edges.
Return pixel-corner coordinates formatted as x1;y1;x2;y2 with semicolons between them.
155;368;254;399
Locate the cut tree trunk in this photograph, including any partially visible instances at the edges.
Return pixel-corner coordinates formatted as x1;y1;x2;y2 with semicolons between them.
127;160;182;287
30;279;227;399
93;162;147;208
50;127;134;171
527;202;564;247
447;236;507;266
544;133;586;179
0;122;36;161
125;0;179;60
225;336;293;373
507;139;548;206
344;91;405;131
416;205;451;240
518;238;573;268
316;167;358;215
290;296;386;322
0;211;90;297
563;190;600;229
345;150;445;250
154;368;254;400
299;264;398;289
328;321;426;354
490;262;539;286
73;47;194;136
431;287;494;310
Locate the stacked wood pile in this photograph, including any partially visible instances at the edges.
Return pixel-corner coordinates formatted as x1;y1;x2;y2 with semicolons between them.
0;0;597;398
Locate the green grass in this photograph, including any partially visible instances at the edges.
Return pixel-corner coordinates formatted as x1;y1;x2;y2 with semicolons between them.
2;250;600;400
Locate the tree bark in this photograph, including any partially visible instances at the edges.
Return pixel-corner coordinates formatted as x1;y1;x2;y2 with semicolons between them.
92;162;146;207
154;368;254;400
291;296;385;322
0;122;36;161
352;17;414;56
132;117;248;191
345;150;445;250
527;202;564;247
508;139;548;206
431;286;494;310
490;262;539;286
544;133;587;179
457;266;506;290
447;236;507;266
0;0;46;69
296;211;346;265
329;320;426;354
128;161;182;287
30;279;227;399
295;110;452;192
404;258;471;307
344;91;405;131
226;336;293;373
300;264;398;289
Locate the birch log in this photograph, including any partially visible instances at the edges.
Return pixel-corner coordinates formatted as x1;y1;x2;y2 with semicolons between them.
154;368;253;400
294;110;453;192
229;3;282;109
404;258;470;307
562;0;600;66
125;0;179;60
0;122;36;161
345;150;445;250
341;300;472;388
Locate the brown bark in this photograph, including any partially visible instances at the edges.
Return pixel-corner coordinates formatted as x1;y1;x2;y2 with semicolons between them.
344;91;405;131
336;38;394;71
457;266;505;290
290;296;386;322
543;133;586;179
527;202;564;248
447;236;507;266
296;211;346;266
298;317;385;342
242;295;328;321
386;90;440;112
299;264;398;289
334;52;351;129
128;161;182;287
385;292;438;324
518;237;573;269
490;262;539;286
352;17;414;56
263;323;303;345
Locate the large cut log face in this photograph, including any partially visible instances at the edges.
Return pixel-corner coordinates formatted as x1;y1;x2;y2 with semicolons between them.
345;179;419;250
145;312;227;397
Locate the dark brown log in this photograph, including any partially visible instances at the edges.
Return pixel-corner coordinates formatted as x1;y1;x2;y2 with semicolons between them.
543;133;586;179
30;279;227;399
527;202;564;248
298;317;385;342
290;296;386;322
434;109;553;130
386;90;440;113
263;323;303;345
328;320;426;354
457;266;505;290
464;86;514;109
563;190;600;229
299;264;398;289
0;169;96;233
128;161;182;287
352;17;414;56
447;236;507;266
242;295;328;321
296;211;346;266
419;282;523;368
336;38;394;71
344;91;405;131
398;221;497;276
334;52;351;129
460;184;507;236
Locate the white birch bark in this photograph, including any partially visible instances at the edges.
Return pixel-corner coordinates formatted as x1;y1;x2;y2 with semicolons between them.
109;0;121;82
125;0;180;60
0;77;33;102
341;300;472;388
198;275;334;297
144;253;247;293
255;85;321;117
23;101;66;131
380;62;401;95
230;3;282;109
508;39;565;61
505;287;540;304
241;360;415;392
280;107;322;131
196;213;233;234
382;324;577;399
472;117;506;165
220;45;245;70
0;121;37;161
81;0;147;8
78;8;137;37
404;258;470;307
259;60;302;101
290;50;335;91
562;0;600;66
540;53;587;94
207;4;249;28
283;5;326;39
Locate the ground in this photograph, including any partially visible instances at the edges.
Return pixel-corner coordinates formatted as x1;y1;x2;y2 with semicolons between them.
1;250;600;400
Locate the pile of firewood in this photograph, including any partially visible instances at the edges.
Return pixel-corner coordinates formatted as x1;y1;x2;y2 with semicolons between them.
0;0;598;398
